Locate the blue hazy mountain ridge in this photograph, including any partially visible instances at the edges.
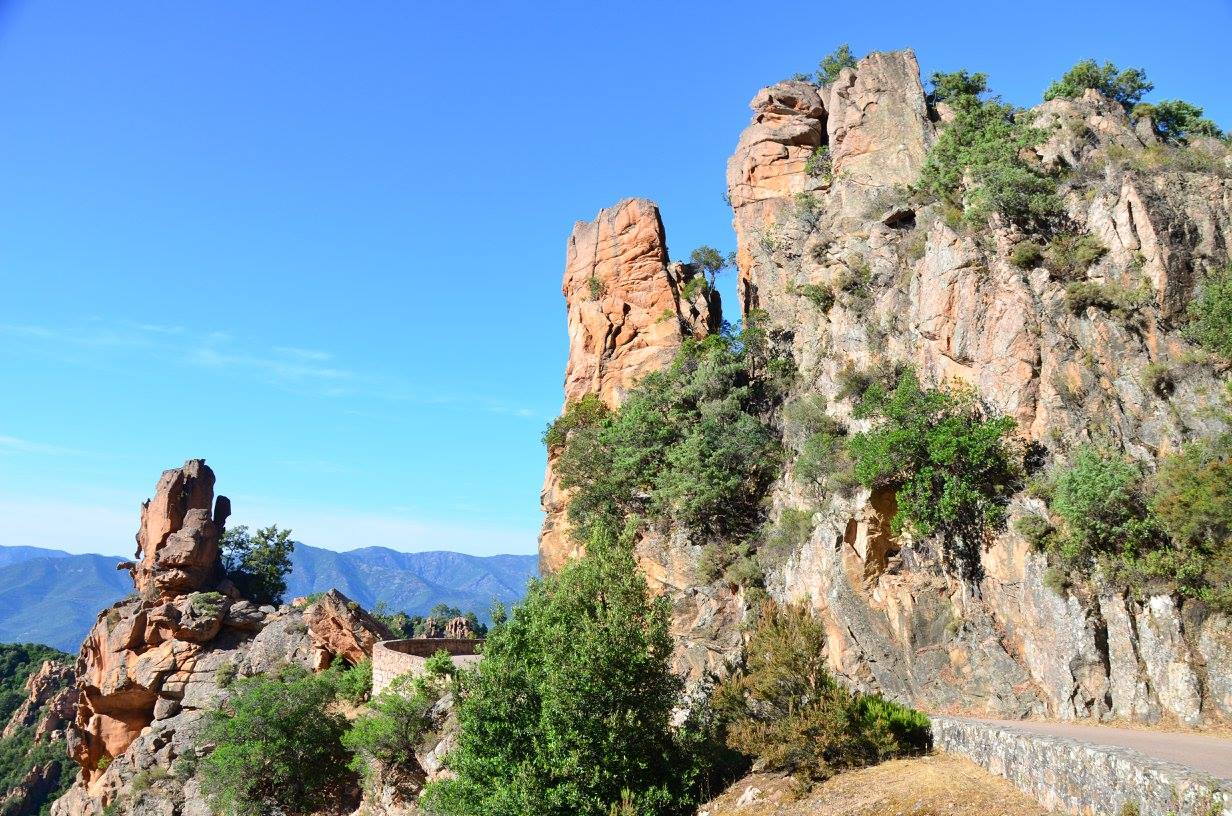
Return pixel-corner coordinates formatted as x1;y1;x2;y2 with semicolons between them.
0;543;538;652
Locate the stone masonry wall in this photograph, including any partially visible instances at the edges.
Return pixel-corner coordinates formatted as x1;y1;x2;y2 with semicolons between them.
371;639;483;695
932;716;1231;816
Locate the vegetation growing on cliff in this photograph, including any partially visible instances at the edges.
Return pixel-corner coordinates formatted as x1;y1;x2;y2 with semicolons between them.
712;602;930;781
1186;263;1232;358
219;524;294;606
424;525;719;816
343;654;454;785
199;665;353;816
816;44;857;85
553;319;788;545
920;71;1058;228
0;644;74;816
1026;437;1232;610
847;370;1020;574
1043;59;1152;110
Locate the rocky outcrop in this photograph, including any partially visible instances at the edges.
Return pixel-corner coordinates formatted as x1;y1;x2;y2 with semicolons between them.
51;460;384;816
303;589;392;669
1;657;77;816
539;198;721;572
3;660;77;741
544;49;1232;722
724;51;1232;722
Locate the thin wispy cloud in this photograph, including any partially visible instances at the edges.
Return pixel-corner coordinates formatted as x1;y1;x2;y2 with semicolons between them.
3;319;542;418
0;435;85;457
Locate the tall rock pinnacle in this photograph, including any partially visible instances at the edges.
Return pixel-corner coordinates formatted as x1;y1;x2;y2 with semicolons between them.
539;198;720;572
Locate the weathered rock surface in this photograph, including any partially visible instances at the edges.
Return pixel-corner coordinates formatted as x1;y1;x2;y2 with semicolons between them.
50;460;383;816
1;657;77;816
539;197;721;573
303;588;392;669
724;50;1232;723
545;49;1232;722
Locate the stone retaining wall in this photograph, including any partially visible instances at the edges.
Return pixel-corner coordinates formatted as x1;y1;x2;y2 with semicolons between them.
932;716;1231;816
371;638;483;695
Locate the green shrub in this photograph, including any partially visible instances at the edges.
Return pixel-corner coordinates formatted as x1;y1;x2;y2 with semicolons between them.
1013;514;1055;550
688;245;734;288
342;670;447;784
220;524;294;606
681;276;708;301
555;325;785;543
543;394;610;452
190;591;225;616
712;602;929;781
1010;240;1044;269
763;509;815;559
920;75;1059;228
1043;60;1152;110
1132;100;1223;143
215;661;238;688
1050;447;1157;568
928;70;988;105
796;282;834;311
199;666;353;816
1045;233;1106;279
1064;281;1146;319
816;44;857;85
1186;264;1232;359
1108;142;1232;178
173;747;199;781
1140;362;1175;398
804;145;832;179
846;370;1019;572
422;527;707;816
587;275;606;301
424;649;457;679
1148;434;1232;606
326;658;373;705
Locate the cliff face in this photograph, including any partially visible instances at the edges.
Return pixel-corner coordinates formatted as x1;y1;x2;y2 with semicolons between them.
542;50;1232;724
539;198;721;573
51;460;386;816
0;657;77;816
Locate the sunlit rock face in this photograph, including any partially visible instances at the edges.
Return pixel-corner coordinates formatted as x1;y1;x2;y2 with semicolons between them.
539;197;720;574
543;49;1232;721
52;460;385;816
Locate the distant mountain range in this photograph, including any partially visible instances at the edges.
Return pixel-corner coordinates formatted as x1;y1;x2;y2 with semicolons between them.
0;543;538;653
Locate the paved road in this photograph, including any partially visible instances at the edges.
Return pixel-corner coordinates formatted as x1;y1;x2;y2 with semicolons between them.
979;718;1232;780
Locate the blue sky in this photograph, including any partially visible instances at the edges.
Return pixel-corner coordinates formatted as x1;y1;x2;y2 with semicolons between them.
1;1;1229;556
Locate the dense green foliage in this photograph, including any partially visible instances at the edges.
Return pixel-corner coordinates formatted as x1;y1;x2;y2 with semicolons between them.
928;70;988;105
0;644;74;816
919;73;1057;228
1043;59;1152;110
553;323;787;544
1186;264;1232;359
343;654;454;784
1133;100;1224;143
847;370;1019;572
1030;438;1232;609
712;603;930;781
219;524;294;606
816;44;856;85
325;658;373;705
423;527;708;816
199;666;353;816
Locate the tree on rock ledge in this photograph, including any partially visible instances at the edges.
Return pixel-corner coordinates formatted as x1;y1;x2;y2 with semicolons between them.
422;524;708;816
